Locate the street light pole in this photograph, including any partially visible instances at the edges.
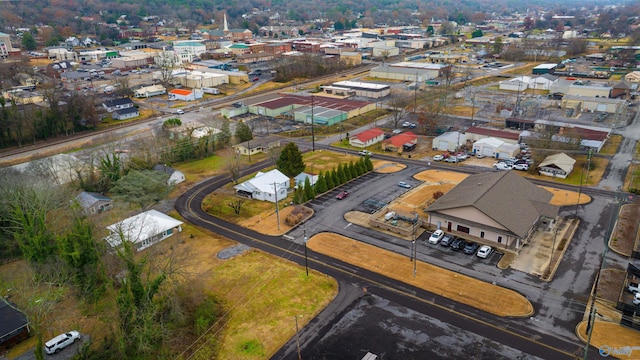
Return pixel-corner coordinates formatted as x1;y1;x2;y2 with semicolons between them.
311;94;315;151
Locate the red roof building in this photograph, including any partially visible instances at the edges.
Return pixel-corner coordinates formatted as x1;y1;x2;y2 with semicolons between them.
465;126;520;144
349;128;385;148
382;132;418;153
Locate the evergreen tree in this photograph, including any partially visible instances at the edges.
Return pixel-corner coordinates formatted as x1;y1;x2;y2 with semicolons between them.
218;118;231;146
332;168;339;187
235;120;253;143
303;177;315;200
325;169;335;190
294;186;305;204
21;32;37;51
277;142;306;178
349;161;357;179
365;156;374;171
337;164;347;184
315;172;326;194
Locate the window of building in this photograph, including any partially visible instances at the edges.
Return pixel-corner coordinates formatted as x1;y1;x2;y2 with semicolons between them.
456;225;470;234
480;231;485;238
498;236;502;243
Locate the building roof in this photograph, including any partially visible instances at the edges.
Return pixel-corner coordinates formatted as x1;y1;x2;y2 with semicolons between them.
427;171;557;238
106;210;183;247
383;131;417;147
538;153;576;173
169;88;193;96
255;94;371;112
76;192;111;209
332;80;389;91
0;299;28;338
234;169;289;195
352;128;385;142
103;98;134;107
234;135;283;150
533;63;558;70
114;107;139;116
466;126;520;141
135;84;166;94
153;164;178;175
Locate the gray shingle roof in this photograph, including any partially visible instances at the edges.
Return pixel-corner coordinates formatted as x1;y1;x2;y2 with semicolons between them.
427;171;557;238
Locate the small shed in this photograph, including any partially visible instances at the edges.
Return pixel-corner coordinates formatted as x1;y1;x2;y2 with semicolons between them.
153;164;185;185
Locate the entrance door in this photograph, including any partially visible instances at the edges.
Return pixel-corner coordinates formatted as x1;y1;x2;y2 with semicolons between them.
447;222;452;232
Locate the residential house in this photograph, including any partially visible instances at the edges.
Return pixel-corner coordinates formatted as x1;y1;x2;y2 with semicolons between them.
499;76;531;92
382;131;418;153
537;153;576;179
349;128;385;148
102;98;135;112
294;172;318;188
472;137;520;159
112;107;140;120
105;210;184;251
624;71;640;83
0;300;30;351
153;164;185;185
426;171;559;251
233;169;290;203
75;192;113;214
233;136;283;157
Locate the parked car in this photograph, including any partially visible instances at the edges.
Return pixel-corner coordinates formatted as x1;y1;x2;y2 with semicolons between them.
493;162;512;171
428;229;445;244
634;292;640;306
397;181;412;189
456;153;468;161
408;123;417;129
176;109;185;114
433;155;444;161
252;76;260;82
402;121;411;128
629;283;640;293
513;163;529;171
463;242;479;255
45;331;81;355
336;191;349;200
392;129;403;134
444;156;458;163
450;238;466;251
476;153;485;159
476;245;493;258
440;235;454;247
358;150;373;157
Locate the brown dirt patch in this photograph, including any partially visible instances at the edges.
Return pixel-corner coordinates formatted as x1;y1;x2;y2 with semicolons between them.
597;269;627;303
610;203;640;256
542;186;592;206
413;169;468;184
576;320;640;352
307;233;533;317
238;205;312;236
373;160;407;173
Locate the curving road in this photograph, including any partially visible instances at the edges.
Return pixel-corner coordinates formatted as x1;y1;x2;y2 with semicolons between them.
174;148;605;360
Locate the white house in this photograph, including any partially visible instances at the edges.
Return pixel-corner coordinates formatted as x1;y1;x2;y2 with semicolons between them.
75;192;112;214
233;169;290;203
472;137;520;159
134;84;167;98
349;128;385;148
432;131;465;152
294;172;318;188
168;88;204;101
112;107;139;120
105;210;184;251
153;164;186;185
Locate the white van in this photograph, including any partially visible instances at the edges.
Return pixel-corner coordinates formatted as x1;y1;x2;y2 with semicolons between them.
45;330;80;355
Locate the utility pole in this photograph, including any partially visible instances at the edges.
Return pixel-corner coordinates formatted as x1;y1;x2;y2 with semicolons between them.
295;316;302;360
311;94;315;151
303;225;309;277
273;182;280;230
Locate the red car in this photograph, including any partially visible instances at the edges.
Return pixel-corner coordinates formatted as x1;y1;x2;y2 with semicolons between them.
336;191;349;200
252;76;260;82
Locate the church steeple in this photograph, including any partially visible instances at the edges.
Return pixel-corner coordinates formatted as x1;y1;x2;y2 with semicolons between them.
223;13;228;32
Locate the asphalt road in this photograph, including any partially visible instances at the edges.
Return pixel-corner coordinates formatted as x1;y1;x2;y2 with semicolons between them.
174;150;608;360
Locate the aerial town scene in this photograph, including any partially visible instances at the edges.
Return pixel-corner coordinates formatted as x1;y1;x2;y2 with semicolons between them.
1;0;640;359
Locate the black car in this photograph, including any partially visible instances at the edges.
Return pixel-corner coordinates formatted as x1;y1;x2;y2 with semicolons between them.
440;235;454;247
463;242;479;255
450;238;466;251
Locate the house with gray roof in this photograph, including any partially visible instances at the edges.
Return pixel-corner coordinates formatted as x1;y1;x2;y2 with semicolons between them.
75;192;113;214
426;171;558;251
537;153;576;179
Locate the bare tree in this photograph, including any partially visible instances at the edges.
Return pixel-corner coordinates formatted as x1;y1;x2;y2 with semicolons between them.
388;89;412;128
415;87;448;134
154;50;179;87
224;148;241;184
227;199;245;215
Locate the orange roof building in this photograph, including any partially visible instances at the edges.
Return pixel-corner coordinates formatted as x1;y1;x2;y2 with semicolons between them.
382;131;418;153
